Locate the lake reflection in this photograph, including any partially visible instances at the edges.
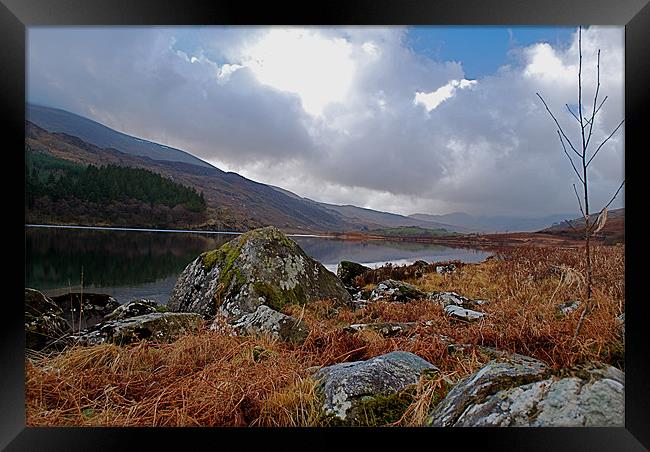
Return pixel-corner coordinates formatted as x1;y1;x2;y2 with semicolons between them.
25;226;491;303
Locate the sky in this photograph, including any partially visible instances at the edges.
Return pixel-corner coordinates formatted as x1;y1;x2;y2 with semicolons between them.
27;26;625;218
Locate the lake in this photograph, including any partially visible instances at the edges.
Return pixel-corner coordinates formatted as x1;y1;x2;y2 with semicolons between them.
25;225;492;304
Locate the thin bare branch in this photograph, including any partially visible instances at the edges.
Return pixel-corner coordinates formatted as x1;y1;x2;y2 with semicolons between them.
536;92;582;158
557;130;584;184
563;219;580;233
585;49;601;151
573;183;585;218
566;104;582;125
586;119;625;166
583;96;608;127
578;27;588;169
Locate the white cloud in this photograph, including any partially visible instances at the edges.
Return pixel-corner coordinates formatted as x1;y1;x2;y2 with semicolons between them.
236;28;356;116
414;78;477;112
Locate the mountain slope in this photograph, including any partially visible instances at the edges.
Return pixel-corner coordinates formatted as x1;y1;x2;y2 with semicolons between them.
27;104;214;169
267;185;469;233
409;212;577;233
540;208;624;244
26;120;360;233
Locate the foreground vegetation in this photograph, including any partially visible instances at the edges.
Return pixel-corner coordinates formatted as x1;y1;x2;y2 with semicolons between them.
26;245;624;426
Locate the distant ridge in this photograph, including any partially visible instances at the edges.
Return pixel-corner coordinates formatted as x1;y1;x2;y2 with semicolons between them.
27;104;214;169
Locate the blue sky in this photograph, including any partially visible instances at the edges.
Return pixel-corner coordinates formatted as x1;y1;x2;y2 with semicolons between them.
406;26;574;79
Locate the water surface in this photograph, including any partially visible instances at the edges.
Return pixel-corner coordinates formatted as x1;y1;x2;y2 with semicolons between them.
25;226;491;303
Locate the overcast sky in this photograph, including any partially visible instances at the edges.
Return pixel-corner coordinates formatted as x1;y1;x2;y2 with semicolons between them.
27;26;624;217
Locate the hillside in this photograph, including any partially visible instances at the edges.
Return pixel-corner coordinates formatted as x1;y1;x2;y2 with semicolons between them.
25;121;360;232
25;106;467;234
409;212;575;233
539;208;625;244
268;186;468;233
27;104;214;169
25;149;208;228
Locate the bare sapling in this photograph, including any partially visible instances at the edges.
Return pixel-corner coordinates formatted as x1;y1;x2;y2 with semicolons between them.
536;26;624;340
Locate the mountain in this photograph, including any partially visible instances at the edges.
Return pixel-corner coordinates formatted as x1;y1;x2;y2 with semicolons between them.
25;120;362;232
25;104;468;234
27;104;214;169
409;212;577;233
267;186;468;233
540;208;624;244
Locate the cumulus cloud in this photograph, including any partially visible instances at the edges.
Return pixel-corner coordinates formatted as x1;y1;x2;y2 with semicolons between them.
27;26;624;217
414;79;477;112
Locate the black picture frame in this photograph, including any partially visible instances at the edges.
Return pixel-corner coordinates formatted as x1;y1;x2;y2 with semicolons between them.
4;0;649;449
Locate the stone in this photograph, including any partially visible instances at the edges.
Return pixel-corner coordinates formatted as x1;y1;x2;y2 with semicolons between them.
428;291;473;308
315;351;438;425
343;322;417;337
50;292;120;330
370;279;427;302
427;358;624;427
168;227;351;326
25;288;71;351
557;300;581;316
72;312;204;346
427;355;550;427
226;304;309;344
444;304;486;321
104;299;161;321
435;263;457;274
336;261;371;288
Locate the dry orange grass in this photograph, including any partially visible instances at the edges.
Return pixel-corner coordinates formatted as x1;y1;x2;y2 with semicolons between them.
26;244;624;427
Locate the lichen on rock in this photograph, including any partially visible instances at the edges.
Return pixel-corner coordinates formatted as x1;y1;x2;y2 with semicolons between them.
314;351;437;425
168;226;351;342
25;288;71;351
72;312;204;346
427;356;624;427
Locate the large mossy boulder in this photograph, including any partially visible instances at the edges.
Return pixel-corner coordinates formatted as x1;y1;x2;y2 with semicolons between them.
314;351;437;425
72;312;204;346
427;356;624;427
168;227;351;339
25;288;71;351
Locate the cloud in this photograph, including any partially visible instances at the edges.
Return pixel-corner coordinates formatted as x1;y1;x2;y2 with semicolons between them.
27;26;624;217
414;79;477;112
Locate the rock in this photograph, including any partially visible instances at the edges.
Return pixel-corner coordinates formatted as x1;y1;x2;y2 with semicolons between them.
435;263;457;274
225;305;309;344
168;227;351;332
370;279;426;302
336;261;371;289
428;291;473;307
104;299;161;321
427;355;550;426
557;300;581;316
444;304;486;321
315;351;438;425
72;312;204;346
50;292;120;330
25;288;71;351
343;322;417;337
427;358;624;427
